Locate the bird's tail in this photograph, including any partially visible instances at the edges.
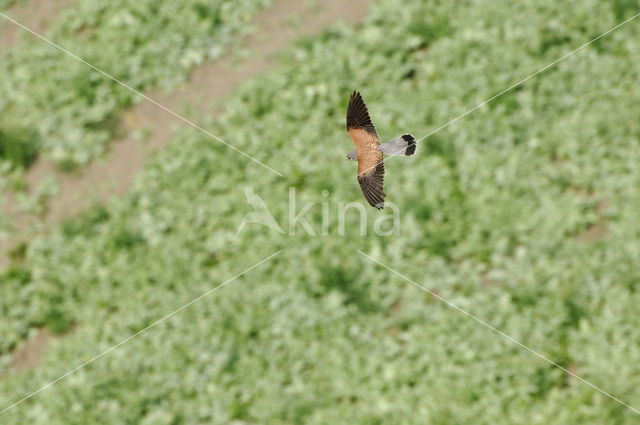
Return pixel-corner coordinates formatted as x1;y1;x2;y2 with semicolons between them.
379;134;417;156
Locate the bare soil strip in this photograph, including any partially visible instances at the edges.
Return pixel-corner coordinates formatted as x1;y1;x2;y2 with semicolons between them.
0;0;75;51
11;329;53;372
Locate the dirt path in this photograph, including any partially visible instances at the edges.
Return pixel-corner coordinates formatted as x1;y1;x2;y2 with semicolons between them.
0;0;75;51
0;0;372;267
10;328;53;372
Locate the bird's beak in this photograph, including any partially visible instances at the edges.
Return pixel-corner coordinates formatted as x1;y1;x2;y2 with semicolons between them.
345;157;349;161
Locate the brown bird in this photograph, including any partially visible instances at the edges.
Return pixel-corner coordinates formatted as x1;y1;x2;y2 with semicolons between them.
346;91;416;209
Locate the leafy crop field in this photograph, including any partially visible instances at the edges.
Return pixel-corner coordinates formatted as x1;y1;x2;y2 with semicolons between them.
0;0;268;168
2;0;640;423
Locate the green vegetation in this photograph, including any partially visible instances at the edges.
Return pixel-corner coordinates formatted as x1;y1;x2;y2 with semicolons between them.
0;126;38;169
0;0;268;167
2;0;640;423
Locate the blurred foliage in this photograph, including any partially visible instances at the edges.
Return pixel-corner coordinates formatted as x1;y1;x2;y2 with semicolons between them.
1;0;640;423
0;126;38;169
0;0;269;167
0;0;20;12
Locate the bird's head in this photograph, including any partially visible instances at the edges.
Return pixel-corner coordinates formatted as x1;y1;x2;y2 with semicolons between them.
346;151;357;161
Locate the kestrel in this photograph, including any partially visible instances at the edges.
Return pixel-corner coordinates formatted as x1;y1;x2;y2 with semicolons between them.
346;91;416;209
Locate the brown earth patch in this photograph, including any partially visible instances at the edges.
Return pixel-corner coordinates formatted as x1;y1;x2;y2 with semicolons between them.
10;328;53;372
0;0;75;51
574;222;609;244
574;198;610;244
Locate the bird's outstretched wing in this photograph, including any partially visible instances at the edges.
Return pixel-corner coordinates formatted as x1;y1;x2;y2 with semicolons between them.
346;90;379;141
357;161;386;209
347;91;385;209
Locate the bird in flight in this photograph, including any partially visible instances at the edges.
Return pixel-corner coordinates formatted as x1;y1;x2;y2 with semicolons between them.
346;91;416;209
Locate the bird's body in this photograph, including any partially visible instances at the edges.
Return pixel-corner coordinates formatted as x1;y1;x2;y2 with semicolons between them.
349;128;383;176
345;91;416;209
